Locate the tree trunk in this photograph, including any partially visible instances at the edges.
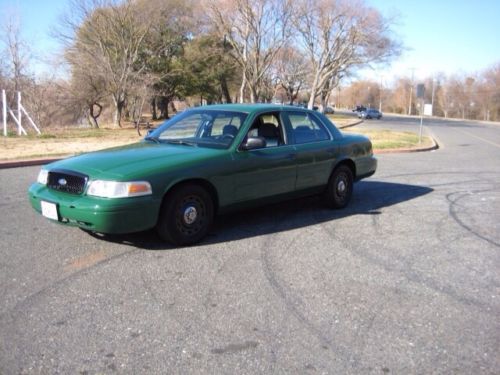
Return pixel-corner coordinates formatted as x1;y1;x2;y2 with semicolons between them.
249;85;258;103
308;72;321;109
307;94;315;110
163;97;170;119
169;101;176;114
319;93;328;113
86;111;98;128
113;104;123;128
112;94;125;128
151;97;157;120
308;86;317;109
158;96;167;118
220;76;232;103
239;71;247;103
88;102;102;128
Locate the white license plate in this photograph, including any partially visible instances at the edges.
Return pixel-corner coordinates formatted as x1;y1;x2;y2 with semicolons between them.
41;201;59;221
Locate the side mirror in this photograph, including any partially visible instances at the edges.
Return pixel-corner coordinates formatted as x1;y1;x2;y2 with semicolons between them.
241;136;266;151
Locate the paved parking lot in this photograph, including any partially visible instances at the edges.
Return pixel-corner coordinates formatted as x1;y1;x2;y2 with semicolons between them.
0;115;499;373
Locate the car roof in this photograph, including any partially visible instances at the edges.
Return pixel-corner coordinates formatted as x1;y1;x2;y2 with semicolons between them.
191;103;314;114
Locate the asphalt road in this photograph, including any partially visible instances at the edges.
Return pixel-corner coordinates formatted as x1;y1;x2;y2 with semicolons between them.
1;115;499;374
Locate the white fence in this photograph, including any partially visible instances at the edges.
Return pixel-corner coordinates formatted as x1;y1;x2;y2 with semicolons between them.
1;90;41;136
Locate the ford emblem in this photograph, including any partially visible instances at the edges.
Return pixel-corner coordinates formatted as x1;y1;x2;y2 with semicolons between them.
58;178;67;186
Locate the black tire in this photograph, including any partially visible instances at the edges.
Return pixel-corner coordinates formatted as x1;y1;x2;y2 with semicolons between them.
323;165;354;209
156;184;214;246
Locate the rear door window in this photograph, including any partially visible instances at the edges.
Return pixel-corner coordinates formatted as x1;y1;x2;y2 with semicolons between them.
286;112;330;144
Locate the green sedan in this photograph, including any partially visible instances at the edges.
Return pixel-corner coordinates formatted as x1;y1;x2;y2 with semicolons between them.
28;104;376;245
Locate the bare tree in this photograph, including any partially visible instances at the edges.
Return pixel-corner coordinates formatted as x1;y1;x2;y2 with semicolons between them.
480;62;500;121
60;0;155;127
1;16;31;94
64;63;107;128
273;45;308;104
205;0;292;103
294;0;400;111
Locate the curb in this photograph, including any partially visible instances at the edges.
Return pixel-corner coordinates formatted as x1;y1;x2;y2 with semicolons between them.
337;117;440;154
0;157;63;169
374;137;439;154
338;119;364;129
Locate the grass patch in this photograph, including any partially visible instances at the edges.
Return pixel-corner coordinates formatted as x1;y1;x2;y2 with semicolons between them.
37;134;57;139
343;128;434;150
327;114;354;120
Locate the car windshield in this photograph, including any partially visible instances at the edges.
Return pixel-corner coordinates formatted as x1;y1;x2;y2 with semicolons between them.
147;109;248;149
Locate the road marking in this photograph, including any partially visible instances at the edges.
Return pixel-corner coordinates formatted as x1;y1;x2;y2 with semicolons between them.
451;127;500;148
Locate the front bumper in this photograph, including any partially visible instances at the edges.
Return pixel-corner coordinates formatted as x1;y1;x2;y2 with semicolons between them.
28;183;160;234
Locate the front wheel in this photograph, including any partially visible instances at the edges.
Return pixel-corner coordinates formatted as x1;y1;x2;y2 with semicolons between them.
156;184;214;246
323;165;354;209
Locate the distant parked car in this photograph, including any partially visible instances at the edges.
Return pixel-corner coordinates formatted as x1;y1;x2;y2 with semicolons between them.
352;105;367;112
358;108;382;119
324;106;335;114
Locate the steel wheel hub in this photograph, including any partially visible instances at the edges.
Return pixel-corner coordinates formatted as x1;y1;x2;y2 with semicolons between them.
337;179;346;194
183;206;198;225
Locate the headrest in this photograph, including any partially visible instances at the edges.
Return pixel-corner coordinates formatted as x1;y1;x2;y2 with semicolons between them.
222;124;238;136
258;122;278;137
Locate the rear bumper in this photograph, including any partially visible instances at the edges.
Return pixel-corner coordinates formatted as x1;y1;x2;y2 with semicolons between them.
28;183;160;234
355;155;377;181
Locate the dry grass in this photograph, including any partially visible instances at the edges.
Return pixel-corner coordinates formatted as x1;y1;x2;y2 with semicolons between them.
343;128;434;150
0;127;143;161
326;115;359;127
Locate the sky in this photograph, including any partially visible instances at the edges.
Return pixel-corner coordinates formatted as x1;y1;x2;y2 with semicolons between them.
365;0;500;82
0;0;499;82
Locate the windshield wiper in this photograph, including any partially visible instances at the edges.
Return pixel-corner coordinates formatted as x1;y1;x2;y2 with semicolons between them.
164;139;197;147
144;136;160;143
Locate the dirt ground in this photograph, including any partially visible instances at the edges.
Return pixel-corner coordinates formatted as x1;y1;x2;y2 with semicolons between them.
0;128;142;161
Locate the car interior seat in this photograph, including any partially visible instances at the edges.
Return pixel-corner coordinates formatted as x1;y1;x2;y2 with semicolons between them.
258;122;280;147
222;124;238;137
294;125;316;143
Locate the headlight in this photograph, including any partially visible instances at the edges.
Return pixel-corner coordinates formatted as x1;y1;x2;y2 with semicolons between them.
87;180;152;198
37;169;48;185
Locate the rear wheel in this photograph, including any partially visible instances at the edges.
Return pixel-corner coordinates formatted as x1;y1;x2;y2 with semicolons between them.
323;165;353;209
156;184;214;246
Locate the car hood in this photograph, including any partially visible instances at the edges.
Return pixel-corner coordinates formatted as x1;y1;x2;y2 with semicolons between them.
46;142;225;180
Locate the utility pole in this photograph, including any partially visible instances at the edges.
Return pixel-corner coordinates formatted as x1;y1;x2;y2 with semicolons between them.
337;86;341;109
379;75;383;112
431;77;436;116
408;68;415;115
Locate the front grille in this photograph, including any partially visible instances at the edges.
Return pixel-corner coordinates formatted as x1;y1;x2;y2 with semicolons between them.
47;169;88;195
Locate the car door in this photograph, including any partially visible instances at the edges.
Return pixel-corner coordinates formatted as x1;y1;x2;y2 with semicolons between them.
231;111;298;202
283;110;338;191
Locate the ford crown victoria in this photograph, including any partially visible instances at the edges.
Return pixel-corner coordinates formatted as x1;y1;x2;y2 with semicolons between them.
28;104;377;245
